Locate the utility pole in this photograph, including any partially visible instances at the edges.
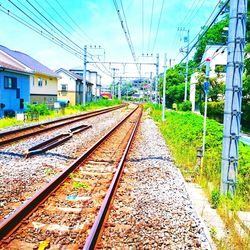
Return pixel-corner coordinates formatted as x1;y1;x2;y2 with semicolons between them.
221;0;247;195
162;53;167;122
155;53;159;103
118;77;122;100
111;68;116;99
184;29;189;101
83;45;87;106
201;58;211;169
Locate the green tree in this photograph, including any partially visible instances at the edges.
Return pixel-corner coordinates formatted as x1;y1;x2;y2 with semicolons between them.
193;18;229;64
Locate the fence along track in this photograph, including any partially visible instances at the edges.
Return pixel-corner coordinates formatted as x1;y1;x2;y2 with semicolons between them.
0;105;142;249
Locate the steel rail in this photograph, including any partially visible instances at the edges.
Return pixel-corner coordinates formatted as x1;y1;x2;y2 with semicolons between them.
0;105;139;241
25;124;92;157
83;106;142;249
0;105;125;146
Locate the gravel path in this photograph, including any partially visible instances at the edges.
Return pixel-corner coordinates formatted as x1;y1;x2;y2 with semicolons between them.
0;105;134;220
101;114;212;249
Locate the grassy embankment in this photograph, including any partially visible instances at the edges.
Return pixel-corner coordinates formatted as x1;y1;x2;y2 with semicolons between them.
144;103;250;249
0;99;122;129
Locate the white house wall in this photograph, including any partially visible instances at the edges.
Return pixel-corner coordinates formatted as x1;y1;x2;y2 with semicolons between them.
57;72;76;92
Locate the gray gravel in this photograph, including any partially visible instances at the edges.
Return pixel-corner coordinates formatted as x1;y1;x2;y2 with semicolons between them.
0;105;134;220
101;114;212;249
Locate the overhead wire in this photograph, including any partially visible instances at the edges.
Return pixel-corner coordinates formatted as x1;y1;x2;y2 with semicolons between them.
31;0;111;75
0;4;84;60
178;0;200;27
53;0;95;44
141;0;144;55
147;0;155;51
113;0;140;74
2;1;112;77
185;0;207;28
177;0;230;64
151;0;165;53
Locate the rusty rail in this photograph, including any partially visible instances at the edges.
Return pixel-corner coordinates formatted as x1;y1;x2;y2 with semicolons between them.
25;124;92;157
0;105;139;241
83;106;142;249
0;105;125;146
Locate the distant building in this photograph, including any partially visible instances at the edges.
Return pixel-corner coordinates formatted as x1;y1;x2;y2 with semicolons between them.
190;45;227;112
0;45;59;109
0;61;31;117
56;68;83;105
69;67;96;102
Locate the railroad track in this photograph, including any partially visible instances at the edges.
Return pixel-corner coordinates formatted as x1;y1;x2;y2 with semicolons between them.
0;105;125;146
0;105;142;249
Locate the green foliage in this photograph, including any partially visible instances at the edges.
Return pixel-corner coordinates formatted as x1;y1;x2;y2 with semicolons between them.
196;72;225;102
26;103;50;116
194;18;229;63
178;101;192;111
0;117;24;129
200;101;224;123
211;189;221;209
145;103;250;209
0;99;122;129
200;101;250;130
72;181;90;190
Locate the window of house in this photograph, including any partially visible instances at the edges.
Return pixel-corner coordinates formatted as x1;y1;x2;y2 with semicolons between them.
45;80;48;86
38;78;43;87
4;76;17;89
16;88;20;98
61;84;68;92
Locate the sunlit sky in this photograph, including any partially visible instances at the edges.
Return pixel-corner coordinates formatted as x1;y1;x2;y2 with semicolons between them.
0;0;220;85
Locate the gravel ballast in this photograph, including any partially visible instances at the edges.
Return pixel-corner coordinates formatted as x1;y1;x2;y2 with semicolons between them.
0;105;134;220
101;114;212;249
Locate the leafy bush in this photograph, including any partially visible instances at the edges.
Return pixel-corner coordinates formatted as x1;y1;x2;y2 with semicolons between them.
200;101;224;123
200;101;250;131
178;101;192;111
242;102;250;130
26;103;51;116
211;189;221;209
144;103;250;208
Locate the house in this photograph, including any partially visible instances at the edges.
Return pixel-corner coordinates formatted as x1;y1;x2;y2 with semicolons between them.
0;61;31;117
69;67;94;102
0;45;59;109
201;45;227;78
96;74;102;99
55;68;83;106
190;45;227;112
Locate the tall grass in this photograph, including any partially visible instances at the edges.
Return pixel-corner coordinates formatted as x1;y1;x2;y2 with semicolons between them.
0;99;122;130
144;103;250;210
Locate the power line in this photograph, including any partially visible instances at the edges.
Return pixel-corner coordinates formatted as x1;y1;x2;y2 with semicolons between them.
187;0;223;48
184;0;207;28
25;0;84;53
0;4;83;60
151;0;165;53
53;0;94;44
30;0;89;47
1;2;112;77
178;0;200;27
113;0;140;74
141;0;144;54
7;0;83;55
177;0;230;64
147;0;155;51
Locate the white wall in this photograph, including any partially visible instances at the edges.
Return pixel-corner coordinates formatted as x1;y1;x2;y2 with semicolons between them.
57;71;76;92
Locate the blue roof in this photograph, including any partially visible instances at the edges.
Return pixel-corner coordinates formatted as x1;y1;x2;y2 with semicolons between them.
0;45;59;78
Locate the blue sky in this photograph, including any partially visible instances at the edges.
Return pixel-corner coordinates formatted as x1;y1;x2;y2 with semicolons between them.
0;0;220;84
